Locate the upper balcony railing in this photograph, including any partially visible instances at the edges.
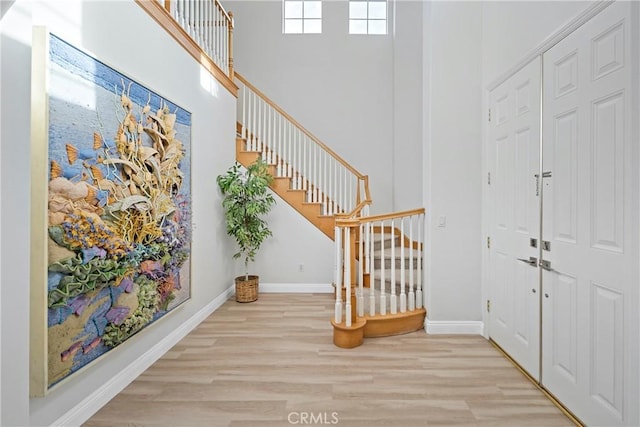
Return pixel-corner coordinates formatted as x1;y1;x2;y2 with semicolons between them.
136;0;236;95
162;0;234;79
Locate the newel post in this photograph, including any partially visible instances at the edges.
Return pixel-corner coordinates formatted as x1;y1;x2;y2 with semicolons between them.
332;215;366;349
337;215;359;325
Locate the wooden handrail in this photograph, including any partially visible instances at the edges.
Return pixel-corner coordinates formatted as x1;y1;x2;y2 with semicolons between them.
336;207;426;284
214;0;233;24
236;72;366;180
336;207;426;226
345;198;372;219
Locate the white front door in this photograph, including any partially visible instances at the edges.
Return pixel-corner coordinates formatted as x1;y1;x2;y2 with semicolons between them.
541;2;639;425
488;57;542;380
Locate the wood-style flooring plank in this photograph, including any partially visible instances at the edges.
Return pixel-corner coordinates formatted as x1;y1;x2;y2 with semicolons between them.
83;293;573;427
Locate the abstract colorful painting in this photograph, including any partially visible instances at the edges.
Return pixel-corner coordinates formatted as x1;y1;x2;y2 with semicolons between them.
32;32;191;392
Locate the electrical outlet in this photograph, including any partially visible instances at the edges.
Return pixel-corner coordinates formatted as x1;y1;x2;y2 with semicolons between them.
298;264;304;272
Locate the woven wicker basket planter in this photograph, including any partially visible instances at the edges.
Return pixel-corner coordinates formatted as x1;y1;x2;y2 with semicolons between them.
235;275;259;303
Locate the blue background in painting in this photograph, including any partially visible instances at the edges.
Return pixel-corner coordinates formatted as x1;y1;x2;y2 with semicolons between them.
50;34;191;126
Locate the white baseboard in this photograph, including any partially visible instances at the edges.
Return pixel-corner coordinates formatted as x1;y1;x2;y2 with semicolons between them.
51;285;235;427
425;319;485;335
258;282;334;293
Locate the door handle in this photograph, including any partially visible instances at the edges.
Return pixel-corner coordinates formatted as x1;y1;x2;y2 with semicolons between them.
517;256;538;267
539;259;555;272
534;171;552;196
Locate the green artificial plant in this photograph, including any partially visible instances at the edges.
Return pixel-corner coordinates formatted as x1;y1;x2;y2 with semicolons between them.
216;157;276;280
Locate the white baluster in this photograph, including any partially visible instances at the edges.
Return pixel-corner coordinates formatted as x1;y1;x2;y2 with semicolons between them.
186;0;192;37
334;225;343;324
220;7;224;69
291;125;302;190
364;216;370;275
408;216;415;311
263;101;268;158
214;3;219;62
270;107;275;165
216;6;221;67
324;156;329;211
241;84;246;139
287;122;292;177
204;2;211;58
369;221;376;316
300;130;304;190
175;0;181;26
400;217;407;313
292;128;298;189
195;0;201;44
261;101;267;159
302;136;308;192
308;144;314;200
225;9;229;72
292;129;298;189
358;223;364;317
416;214;423;309
252;91;258;151
322;151;327;214
213;5;218;64
249;91;255;151
329;159;335;214
276;112;282;176
341;166;345;214
379;220;386;315
314;142;319;199
390;219;397;314
296;132;302;191
203;1;208;54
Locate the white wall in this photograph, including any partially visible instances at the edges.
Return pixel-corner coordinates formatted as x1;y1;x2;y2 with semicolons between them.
249;196;334;284
482;1;595;86
1;1;237;425
423;1;483;322
392;1;423;212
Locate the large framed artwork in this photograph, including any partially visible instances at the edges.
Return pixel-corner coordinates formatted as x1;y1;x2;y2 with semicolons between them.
30;28;192;396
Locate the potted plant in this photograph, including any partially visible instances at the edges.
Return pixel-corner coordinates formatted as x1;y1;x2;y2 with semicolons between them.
216;157;275;302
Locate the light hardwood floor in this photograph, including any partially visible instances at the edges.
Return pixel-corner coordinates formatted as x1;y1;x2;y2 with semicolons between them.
84;293;574;427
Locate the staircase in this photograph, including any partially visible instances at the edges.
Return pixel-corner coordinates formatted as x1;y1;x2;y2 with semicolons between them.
332;210;426;348
235;122;336;239
154;0;426;349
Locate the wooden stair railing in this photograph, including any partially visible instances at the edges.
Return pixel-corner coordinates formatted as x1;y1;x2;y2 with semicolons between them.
332;208;426;348
235;73;372;240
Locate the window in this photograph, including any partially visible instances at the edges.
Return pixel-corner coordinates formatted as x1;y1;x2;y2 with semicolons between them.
349;0;387;35
283;1;322;34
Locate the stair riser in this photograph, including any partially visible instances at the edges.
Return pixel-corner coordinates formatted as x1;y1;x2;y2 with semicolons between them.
369;237;400;251
373;258;420;270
